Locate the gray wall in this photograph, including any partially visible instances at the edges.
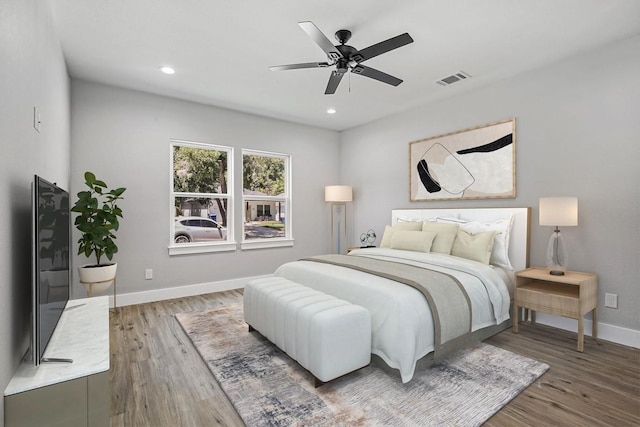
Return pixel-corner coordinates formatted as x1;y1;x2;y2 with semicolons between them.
340;35;640;331
0;0;70;421
70;80;340;298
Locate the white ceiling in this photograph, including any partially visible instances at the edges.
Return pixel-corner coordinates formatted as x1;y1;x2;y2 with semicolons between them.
49;0;640;131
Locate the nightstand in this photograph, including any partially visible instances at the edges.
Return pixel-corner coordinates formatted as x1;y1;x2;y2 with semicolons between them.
513;267;598;352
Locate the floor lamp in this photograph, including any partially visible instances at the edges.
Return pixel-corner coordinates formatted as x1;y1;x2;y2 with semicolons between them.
325;185;353;254
539;197;578;276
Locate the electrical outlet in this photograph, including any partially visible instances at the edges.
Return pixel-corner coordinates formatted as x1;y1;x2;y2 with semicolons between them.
145;269;153;280
605;293;618;309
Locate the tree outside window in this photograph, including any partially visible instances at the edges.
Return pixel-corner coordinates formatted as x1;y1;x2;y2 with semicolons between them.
171;141;233;247
243;150;290;241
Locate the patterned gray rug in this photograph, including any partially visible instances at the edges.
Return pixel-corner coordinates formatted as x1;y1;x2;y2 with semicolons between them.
176;303;548;427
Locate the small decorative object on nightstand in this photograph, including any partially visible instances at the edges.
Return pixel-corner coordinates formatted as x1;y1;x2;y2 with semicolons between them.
513;267;598;352
359;229;377;247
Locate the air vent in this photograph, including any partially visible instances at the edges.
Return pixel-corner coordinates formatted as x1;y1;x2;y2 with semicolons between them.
435;71;471;86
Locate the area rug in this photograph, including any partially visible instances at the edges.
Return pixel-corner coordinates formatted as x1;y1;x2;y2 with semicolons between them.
176;304;549;427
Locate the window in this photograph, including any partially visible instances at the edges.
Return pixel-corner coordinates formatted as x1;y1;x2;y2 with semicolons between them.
242;150;292;249
170;140;234;254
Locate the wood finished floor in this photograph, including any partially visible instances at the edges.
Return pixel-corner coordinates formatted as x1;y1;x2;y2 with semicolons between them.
110;290;640;426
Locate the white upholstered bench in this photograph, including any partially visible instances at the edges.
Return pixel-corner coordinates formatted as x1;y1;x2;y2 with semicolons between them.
244;276;371;386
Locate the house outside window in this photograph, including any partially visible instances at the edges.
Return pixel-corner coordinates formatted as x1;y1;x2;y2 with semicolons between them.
169;140;235;255
242;149;293;249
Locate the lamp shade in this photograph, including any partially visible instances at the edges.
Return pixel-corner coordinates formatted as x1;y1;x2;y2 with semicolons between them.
325;185;353;202
539;197;578;226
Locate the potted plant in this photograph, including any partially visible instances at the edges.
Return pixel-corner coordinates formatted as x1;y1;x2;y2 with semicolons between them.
71;171;126;296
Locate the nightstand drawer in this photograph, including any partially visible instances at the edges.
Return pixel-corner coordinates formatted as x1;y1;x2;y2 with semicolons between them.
516;282;579;318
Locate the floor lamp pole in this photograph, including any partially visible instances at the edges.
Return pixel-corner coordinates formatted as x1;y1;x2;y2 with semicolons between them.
331;203;347;254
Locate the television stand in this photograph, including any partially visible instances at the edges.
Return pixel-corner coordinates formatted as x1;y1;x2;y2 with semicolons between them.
41;357;73;363
4;296;110;427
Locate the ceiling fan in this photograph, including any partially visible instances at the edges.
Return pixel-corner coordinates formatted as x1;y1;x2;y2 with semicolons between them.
270;21;414;95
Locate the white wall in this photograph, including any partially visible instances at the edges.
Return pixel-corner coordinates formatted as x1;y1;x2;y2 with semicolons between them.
70;80;340;300
0;0;70;421
341;35;640;333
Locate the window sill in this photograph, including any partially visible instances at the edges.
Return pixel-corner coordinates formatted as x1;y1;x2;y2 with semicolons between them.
168;242;237;256
241;239;294;251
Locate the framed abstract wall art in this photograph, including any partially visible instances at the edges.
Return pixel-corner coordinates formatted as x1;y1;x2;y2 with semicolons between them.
409;118;516;201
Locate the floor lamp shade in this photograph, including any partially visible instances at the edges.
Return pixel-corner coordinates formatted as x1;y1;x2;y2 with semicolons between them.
325;186;352;254
325;185;353;202
539;197;578;275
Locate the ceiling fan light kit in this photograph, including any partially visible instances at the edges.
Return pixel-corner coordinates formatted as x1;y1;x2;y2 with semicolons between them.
270;21;413;95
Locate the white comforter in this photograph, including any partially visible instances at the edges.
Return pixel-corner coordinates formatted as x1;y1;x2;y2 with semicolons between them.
274;248;512;383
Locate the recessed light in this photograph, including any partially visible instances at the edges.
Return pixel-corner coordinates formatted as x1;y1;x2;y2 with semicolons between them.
327;108;336;114
159;66;175;75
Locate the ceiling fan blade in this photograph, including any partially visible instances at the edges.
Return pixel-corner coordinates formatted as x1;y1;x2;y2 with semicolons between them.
269;62;330;71
353;33;414;63
352;65;403;86
298;21;343;62
325;71;344;95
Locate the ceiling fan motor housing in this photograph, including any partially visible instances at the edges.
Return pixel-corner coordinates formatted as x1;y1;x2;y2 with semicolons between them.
335;29;352;44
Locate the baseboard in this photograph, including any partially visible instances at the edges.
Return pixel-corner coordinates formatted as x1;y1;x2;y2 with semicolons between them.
109;274;273;307
534;313;640;349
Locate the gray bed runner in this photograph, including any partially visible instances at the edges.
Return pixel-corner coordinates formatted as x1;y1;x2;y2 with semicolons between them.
303;254;472;360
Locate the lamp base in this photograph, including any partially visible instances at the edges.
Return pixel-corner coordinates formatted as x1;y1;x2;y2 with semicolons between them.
546;229;568;274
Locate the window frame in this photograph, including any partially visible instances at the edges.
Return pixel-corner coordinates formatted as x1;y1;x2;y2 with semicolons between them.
169;139;236;255
241;149;293;250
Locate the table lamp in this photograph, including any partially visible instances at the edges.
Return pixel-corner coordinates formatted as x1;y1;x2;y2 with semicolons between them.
325;185;352;254
539;197;578;276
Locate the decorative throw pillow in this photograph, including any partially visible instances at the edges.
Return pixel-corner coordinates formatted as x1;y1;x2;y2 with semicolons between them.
451;230;498;264
458;216;514;269
421;222;460;254
390;230;437;253
380;222;424;248
393;221;423;231
380;225;395;248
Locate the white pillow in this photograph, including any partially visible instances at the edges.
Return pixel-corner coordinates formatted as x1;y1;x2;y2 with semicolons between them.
451;230;497;264
458;216;514;269
396;217;424;224
421;222;459;254
390;230;437;253
435;216;465;224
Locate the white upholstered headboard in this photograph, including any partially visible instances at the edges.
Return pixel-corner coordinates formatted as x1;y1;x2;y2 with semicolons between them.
391;207;530;272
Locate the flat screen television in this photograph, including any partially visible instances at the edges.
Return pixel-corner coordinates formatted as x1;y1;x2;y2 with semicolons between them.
31;175;70;365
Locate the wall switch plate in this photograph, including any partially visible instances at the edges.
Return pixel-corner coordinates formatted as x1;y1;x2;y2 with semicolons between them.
145;269;153;280
605;293;618;308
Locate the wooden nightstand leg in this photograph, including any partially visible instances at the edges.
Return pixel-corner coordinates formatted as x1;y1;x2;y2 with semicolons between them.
577;317;584;352
531;310;536;324
592;307;598;341
513;304;519;332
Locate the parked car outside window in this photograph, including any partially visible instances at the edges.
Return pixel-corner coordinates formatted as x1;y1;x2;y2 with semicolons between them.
174;216;227;243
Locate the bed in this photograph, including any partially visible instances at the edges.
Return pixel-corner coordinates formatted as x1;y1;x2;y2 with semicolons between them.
275;207;530;383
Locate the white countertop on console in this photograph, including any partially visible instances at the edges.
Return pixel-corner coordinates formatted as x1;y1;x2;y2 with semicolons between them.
4;296;110;396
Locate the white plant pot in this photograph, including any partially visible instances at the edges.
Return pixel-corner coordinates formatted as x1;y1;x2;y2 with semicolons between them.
78;263;117;297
